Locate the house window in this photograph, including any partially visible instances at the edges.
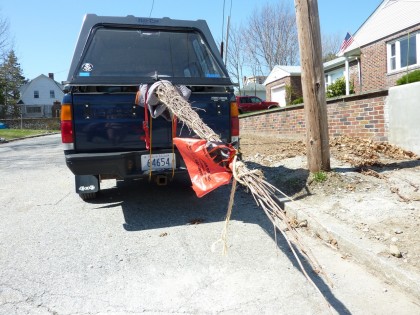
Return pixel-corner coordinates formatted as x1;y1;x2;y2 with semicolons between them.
34;90;39;98
389;43;396;71
50;90;55;98
387;33;419;72
400;36;417;67
27;106;42;113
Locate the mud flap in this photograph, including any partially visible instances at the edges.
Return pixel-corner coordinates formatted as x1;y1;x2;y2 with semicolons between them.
75;175;99;194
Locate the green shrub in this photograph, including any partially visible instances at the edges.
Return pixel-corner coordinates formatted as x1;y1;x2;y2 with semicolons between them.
291;97;304;105
396;70;420;85
285;84;301;106
326;77;354;98
312;171;327;183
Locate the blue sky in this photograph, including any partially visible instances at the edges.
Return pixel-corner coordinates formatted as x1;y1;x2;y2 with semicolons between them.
0;0;382;83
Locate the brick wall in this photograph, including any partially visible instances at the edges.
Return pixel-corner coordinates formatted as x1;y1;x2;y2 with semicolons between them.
360;41;387;92
240;90;388;142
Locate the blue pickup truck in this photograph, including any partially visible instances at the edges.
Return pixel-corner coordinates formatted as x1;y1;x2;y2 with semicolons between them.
61;14;239;200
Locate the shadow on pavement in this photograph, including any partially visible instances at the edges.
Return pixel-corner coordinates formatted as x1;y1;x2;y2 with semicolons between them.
87;163;350;314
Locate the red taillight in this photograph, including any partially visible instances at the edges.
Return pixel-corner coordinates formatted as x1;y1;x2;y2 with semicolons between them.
230;101;240;137
61;120;74;143
60;104;73;143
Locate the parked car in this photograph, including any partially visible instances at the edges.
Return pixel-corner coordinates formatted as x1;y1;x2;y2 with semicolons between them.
236;96;279;113
0;122;9;129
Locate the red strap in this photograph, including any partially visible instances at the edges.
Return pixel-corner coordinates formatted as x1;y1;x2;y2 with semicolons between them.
172;115;177;138
141;86;150;149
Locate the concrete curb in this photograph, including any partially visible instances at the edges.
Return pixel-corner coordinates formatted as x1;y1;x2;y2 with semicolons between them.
283;200;420;300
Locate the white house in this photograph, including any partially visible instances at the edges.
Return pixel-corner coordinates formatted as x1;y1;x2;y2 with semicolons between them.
240;76;267;99
18;73;64;118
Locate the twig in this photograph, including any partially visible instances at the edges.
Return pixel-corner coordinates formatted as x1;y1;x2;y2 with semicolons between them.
153;81;334;312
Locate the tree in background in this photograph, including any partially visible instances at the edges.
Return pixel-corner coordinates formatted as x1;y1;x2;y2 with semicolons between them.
321;32;342;62
244;2;299;74
0;12;10;110
0;12;10;60
226;24;246;95
225;1;341;82
0;50;26;118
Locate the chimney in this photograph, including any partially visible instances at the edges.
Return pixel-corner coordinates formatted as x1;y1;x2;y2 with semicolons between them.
48;73;54;80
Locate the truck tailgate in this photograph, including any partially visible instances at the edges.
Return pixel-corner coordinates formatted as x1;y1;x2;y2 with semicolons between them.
72;92;231;153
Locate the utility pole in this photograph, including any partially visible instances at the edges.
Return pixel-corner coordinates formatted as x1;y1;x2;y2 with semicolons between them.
294;0;331;172
224;15;230;65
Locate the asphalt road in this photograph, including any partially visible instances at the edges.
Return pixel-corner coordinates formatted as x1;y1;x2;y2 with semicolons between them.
0;134;419;315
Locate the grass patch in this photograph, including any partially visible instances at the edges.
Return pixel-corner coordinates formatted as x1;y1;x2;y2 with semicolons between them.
312;171;328;183
0;129;57;140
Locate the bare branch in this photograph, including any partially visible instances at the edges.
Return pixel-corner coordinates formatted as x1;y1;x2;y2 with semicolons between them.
244;2;299;71
321;32;342;62
226;24;247;94
0;12;11;60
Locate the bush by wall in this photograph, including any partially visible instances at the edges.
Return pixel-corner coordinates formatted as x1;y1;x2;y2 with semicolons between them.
291;97;304;105
326;77;355;98
396;69;420;85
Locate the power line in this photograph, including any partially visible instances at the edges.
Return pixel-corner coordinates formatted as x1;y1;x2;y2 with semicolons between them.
149;0;155;17
221;0;226;41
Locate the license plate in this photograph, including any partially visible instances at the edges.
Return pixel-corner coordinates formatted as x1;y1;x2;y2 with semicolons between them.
141;153;175;171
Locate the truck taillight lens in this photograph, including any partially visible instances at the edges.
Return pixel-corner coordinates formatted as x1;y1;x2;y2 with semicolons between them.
61;121;74;143
230;101;240;137
61;104;72;121
61;104;74;143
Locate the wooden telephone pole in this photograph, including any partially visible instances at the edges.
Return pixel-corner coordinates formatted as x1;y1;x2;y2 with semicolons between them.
294;0;331;172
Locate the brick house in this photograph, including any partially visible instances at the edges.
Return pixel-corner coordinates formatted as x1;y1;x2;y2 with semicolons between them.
341;0;420;94
263;66;302;107
265;0;420;101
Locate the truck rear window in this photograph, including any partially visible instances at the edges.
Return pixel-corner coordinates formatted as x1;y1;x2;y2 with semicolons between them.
77;27;226;80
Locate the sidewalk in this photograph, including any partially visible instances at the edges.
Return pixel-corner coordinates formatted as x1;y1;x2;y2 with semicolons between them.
283;193;420;300
273;155;420;300
239;133;420;301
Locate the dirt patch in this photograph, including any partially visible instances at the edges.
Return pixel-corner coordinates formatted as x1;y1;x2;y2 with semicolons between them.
240;133;420;273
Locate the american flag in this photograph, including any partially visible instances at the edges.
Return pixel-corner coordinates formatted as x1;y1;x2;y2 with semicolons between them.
338;32;354;54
